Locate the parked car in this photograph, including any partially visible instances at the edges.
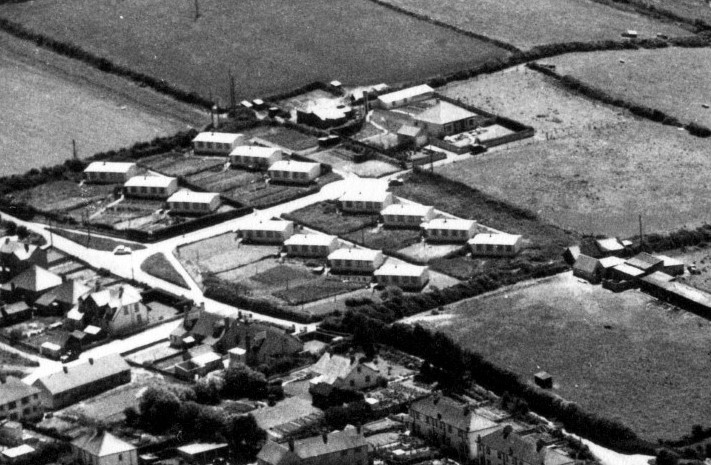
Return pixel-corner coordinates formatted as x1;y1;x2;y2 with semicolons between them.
113;245;132;255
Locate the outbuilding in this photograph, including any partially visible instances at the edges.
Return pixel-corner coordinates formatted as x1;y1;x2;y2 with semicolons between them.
374;262;429;290
655;255;685;276
397;125;428;148
177;443;229;464
229;146;282;169
423;218;477;243
284;234;340;258
469;233;523;257
339;191;394;214
595;237;626;257
599;256;626;279
237;219;294;244
376;84;435;109
328;248;384;274
167;190;221;215
572;254;602;284
534;371;553;389
609;263;645;281
124;175;178;199
626;252;664;275
83;162;139;184
192;132;244;156
268;160;321;185
381;203;435;229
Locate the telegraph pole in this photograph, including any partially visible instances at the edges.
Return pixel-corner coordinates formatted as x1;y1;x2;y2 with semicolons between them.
72;139;78;160
229;70;236;111
194;0;200;21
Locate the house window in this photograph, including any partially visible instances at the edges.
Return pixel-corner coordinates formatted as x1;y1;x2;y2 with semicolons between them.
341;451;348;457
119;454;123;461
365;375;371;383
124;307;129;315
8;402;16;409
506;245;513;252
350;380;355;387
141;186;148;194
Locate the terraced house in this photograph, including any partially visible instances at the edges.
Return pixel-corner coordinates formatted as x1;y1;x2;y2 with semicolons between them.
257;425;369;465
478;427;574;465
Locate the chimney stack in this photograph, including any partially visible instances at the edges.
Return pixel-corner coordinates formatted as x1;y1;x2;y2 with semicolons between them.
89;358;94;365
357;424;362;435
63;366;68;374
503;425;513;439
288;438;295;452
322;432;328;444
119;286;124;298
24;244;29;253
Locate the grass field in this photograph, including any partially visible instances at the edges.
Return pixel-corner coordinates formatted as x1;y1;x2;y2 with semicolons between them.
549;47;711;128
273;279;362;305
0;0;509;103
374;0;689;49
635;0;711;24
285;202;379;236
177;233;279;274
14;181;115;212
408;272;711;441
0;31;199;176
140;252;190;289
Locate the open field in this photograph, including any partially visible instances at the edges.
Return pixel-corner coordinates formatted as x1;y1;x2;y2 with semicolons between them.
0;0;508;103
0;31;201;176
410;272;711;441
549;47;711;128
141;252;190;289
375;0;690;49
14;181;116;212
306;150;401;178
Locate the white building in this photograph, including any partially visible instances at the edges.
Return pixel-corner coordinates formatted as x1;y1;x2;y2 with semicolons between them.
192;132;244;156
124;175;178;199
72;430;138;465
284;234;340;258
339;191;394;214
167;190;221;215
423;218;477;243
376;85;435;109
374;262;429;290
469;233;523;257
229;146;282;170
381;203;435;228
268;160;321;184
238;219;294;244
328;248;384;274
84;162;139;184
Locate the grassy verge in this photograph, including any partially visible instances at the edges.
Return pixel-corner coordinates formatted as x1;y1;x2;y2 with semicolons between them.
140;253;190;290
49;228;146;252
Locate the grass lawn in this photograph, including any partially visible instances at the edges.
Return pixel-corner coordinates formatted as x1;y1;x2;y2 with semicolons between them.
177;233;279;274
408;272;711;442
549;48;711;128
14;181;115;212
284;201;378;236
0;348;39;367
140;153;224;177
50;228;146;251
140;252;190;289
251;265;317;286
306;149;401;178
344;226;422;252
273;279;363;305
0;0;508;103
375;0;689;49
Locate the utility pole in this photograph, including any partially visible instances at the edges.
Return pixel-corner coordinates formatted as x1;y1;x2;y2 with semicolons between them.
639;214;644;249
72;139;78;160
229;70;236;111
194;0;200;21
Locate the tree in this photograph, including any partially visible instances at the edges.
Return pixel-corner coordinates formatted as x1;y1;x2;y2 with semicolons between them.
16;225;29;240
227;414;266;459
222;363;268;399
656;449;679;465
138;387;181;433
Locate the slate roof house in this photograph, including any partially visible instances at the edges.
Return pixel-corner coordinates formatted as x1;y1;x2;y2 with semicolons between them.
67;285;148;336
34;279;91;316
72;429;138;465
1;265;62;304
0;377;42;422
257;426;369;465
308;353;381;397
478;427;574;465
0;239;48;279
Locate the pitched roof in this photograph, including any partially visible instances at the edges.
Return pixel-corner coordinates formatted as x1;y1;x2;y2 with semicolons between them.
35;280;91;308
655;254;684;268
572;254;601;275
381;203;433;217
124;175;176;189
239;218;293;232
480;429;574;465
374;262;428;278
230;145;281;158
269;160;320;173
167;190;220;204
84;162;136;174
411;396;497;432
0;239;38;260
192;132;243;144
284;234;338;247
3;301;30;316
0;377;40;406
33;354;130;395
2;266;62;293
88;285;142;309
612;263;645;278
397;125;425;137
469;233;522;246
598;256;625;269
626;252;663;271
339;190;392;203
595;237;624;253
72;430;136;457
293;427;366;459
423;218;475;231
414;100;476;125
309;353;378;386
377;85;434;104
328;247;381;262
257;440;299;465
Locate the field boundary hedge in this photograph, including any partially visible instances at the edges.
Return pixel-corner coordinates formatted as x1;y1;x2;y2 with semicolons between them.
590;0;711;32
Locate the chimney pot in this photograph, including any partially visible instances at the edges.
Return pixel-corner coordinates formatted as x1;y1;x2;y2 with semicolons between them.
322;432;328;444
63;366;68;374
89;358;94;365
24;244;29;252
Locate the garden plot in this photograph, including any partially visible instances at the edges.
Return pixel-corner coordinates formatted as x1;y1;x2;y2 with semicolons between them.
176;232;280;275
140;152;225;177
306;149;400;178
14;180;116;213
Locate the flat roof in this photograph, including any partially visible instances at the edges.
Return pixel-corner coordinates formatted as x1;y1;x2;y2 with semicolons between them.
340;190;392;203
124;175;176;188
239;219;293;232
192;132;243;144
230;145;281;158
284;234;338;247
168;190;220;204
374;262;428;277
2;444;35;458
469;233;522;246
612;263;645;277
655;254;684;267
599;256;625;268
178;443;229;456
596;237;624;252
192;352;222;367
329;247;381;261
84;161;136;173
423;218;475;230
381;203;433;217
268;160;320;173
377;85;434;104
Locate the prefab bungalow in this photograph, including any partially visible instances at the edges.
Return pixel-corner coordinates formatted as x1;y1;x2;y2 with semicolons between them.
339;191;394;214
284;234;340;258
192;132;245;156
83;162;138;184
124;175;178;199
655;255;685;276
572;254;603;284
328;248;384;274
268;160;321;185
374;262;429;291
376;85;435;109
423;218;477;243
237;219;294;244
167;190;221;215
412;100;485;137
229;146;282;170
469;233;523;257
381;203;435;229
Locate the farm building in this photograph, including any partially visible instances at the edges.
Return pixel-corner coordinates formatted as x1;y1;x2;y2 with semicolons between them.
0;377;42;422
396;125;428;147
640;272;711;315
381;203;435;228
469;234;523;257
192;132;244;156
124;175;178;199
83;162;139;184
608;263;645;281
32;354;131;409
297;106;354;129
237;219;294;244
167;190;221;215
626;252;664;275
268;160;321;184
423;218;477;243
0;239;48;279
339;191;394;214
572;254;602;284
374;262;429;290
412;100;486;137
562;246;581;265
229;145;282;169
1;265;62;304
284;234;340;258
328;247;384;274
595;237;626;257
376;85;434;109
72;429;138;465
655;255;685;276
599;256;626;278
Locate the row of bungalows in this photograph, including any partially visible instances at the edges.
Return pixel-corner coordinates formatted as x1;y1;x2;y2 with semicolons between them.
230;145;283;169
268;160;321;185
338;191;394;214
83;162;139;184
192;132;245;156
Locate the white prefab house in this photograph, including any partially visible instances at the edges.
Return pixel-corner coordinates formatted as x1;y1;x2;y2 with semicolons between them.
374;262;429;290
84;162;139;184
124;175;178;199
284;234;340;258
238;219;294;244
192;132;245;156
267;160;321;184
381;203;436;228
376;84;435;109
469;233;523;257
423;218;477;243
328;248;384;274
167;190;221;215
339;191;394;214
229;146;282;169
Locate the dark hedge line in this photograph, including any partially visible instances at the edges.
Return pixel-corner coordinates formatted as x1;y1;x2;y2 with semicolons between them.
630;224;711;254
592;0;711;32
0;18;215;109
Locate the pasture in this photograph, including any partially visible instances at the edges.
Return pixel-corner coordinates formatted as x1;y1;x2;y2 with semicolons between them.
407;272;711;442
549;47;711;128
0;0;509;102
374;0;689;49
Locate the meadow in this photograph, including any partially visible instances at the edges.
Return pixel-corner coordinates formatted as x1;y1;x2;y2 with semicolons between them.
0;0;509;103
